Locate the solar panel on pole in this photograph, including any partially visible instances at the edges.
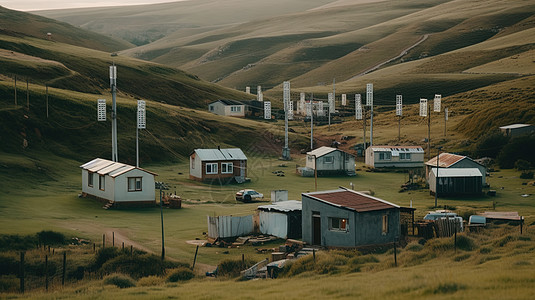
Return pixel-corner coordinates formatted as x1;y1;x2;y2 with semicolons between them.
264;101;271;119
355;94;362;120
98;99;106;121
434;94;441;112
420;98;428;117
137;100;146;129
396;95;402;116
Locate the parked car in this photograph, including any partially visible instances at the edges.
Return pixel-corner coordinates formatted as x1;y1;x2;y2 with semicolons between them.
236;189;264;202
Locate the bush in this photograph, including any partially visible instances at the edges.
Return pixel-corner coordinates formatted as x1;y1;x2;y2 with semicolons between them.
103;273;136;288
0;276;18;293
497;136;535;168
0;234;37;251
0;255;18;275
92;247;120;271
37;231;66;246
138;275;163;287
520;171;533;179
100;253;172;279
472;131;509;158
456;235;476;251
217;258;255;278
167;267;194;282
515;159;532;171
406;242;424;252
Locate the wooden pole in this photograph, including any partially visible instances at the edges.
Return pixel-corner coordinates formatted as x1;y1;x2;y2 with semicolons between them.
45;255;49;291
26;79;29;111
46;85;49;118
102;234;105;248
394;242;397;267
427;103;431;160
192;245;199;270
14;76;17;105
454;228;457;253
19;252;24;294
520;217;523;234
62;252;66;286
112;232;115;247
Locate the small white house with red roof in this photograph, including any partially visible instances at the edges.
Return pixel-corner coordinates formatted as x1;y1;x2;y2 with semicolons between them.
80;158;157;207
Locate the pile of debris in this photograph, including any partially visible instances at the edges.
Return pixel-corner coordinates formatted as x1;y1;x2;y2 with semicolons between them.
205;235;278;248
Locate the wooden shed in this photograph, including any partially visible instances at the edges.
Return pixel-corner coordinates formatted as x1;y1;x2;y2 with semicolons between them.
428;168;483;196
189;148;247;184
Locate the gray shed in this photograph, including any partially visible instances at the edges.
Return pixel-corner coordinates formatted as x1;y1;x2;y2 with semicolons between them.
257;200;302;239
306;146;355;176
429;168;483;196
302;189;401;247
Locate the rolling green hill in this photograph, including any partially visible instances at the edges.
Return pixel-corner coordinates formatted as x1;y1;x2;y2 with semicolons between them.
0;6;132;52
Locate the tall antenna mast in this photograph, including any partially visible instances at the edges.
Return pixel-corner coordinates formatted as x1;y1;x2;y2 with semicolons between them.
137;100;146;167
310;93;314;150
282;81;291;160
367;83;374;146
109;64;118;162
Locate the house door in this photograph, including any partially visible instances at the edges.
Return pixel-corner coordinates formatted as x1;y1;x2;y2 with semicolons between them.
240;160;245;178
312;212;321;245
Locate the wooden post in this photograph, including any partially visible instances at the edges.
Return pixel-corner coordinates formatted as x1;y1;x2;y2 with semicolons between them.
112;232;115;247
62;252;66;286
102;234;105;248
130;245;133;255
394;242;397;267
45;255;49;291
241;253;244;267
520;217;523;234
14;75;17;105
19;252;24;294
46;85;49;118
122;242;124;251
26;79;29;111
313;249;316;262
93;243;95;252
454;228;457;253
192;245;199;270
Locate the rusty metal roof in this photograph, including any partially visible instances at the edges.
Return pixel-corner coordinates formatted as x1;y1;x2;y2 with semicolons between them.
303;189;399;212
425;153;466;167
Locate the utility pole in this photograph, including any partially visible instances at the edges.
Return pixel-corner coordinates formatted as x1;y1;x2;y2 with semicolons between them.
367;83;373;146
156;181;169;260
14;76;17;105
136;100;146;167
110;65;118;162
46;85;49;118
26;79;29;111
396;95;402;142
310;93;314;150
282;81;291;160
435;146;442;208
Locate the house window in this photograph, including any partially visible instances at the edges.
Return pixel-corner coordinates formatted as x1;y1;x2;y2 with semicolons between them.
206;163;218;174
329;217;348;232
324;156;334;164
382;215;389;234
191;156;195;169
231;106;241;112
221;162;233;174
99;175;105;191
400;153;411;160
379;152;391;160
88;171;94;187
128;177;142;192
209;105;214;111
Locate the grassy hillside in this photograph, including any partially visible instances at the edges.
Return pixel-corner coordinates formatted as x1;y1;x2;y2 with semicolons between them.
0;33;253;109
0;6;132;52
35;0;336;46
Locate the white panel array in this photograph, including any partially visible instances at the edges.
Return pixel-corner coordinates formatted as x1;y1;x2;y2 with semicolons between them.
109;66;117;85
306;102;312;117
396;95;402;116
299;92;305;114
355;94;362;120
97;99;106;121
328;92;334;113
288;101;294;120
257;85;263;101
420;98;428;117
366;83;373;106
433;94;441;112
137;100;146;129
318;101;324;116
341;94;347;106
264;101;271;119
445;107;449;121
245;86;250;94
283;81;290;111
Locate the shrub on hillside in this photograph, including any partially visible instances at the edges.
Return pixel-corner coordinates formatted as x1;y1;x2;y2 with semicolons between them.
91;247;121;271
103;273;136;288
100;253;173;279
0;255;18;275
514;159;532;171
456;235;476;251
167;267;194;282
0;234;37;251
0;276;18;293
37;230;66;246
217;258;256;278
497;136;535;168
137;275;163;286
472;131;509;158
520;171;533;179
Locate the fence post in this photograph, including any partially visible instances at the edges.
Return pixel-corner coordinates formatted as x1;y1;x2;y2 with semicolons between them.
454;228;457;253
19;252;25;294
130;245;133;256
112;232;115;247
122;242;124;251
192;245;199;270
394;242;397;267
102;234;105;248
313;249;316;262
45;255;49;291
62;252;66;286
520;217;523;234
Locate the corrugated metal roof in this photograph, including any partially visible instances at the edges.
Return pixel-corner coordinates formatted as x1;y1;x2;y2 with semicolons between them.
425;153;466;167
431;168;482;177
499;124;532;130
80;158;157;178
304;189;399;212
369;145;424;153
257;200;302;212
210;99;244;106
193;148;247;161
307;146;354;158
